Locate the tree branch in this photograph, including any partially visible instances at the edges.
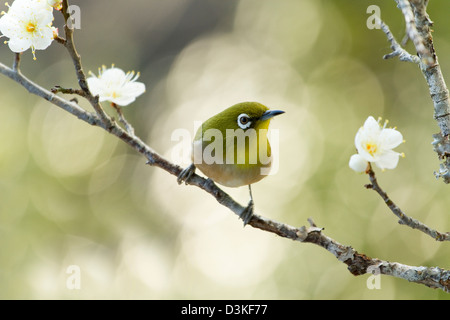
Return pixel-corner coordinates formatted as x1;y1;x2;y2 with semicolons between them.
12;52;21;72
51;85;86;97
60;0;113;129
0;62;100;126
378;18;419;64
0;59;448;292
395;0;433;65
111;103;135;136
365;164;450;241
381;0;450;183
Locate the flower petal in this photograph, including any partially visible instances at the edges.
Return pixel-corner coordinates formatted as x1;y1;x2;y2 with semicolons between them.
379;128;403;149
349;154;368;172
8;37;32;52
32;29;54;50
375;150;400;170
34;9;54;26
123;82;146;97
362;116;381;135
87;77;103;95
355;116;380;148
112;96;136;106
102;68;126;81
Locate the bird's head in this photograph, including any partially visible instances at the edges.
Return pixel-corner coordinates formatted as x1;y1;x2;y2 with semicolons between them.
204;102;284;134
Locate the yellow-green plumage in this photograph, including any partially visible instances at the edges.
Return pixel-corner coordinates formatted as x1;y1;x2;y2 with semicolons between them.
192;102;280;187
177;101;284;225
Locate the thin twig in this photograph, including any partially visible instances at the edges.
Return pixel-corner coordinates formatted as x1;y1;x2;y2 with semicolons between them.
377;17;420;64
395;0;433;66
51;85;86;97
111;103;135;136
54;35;66;45
365;164;450;241
400;32;409;47
59;0;113;129
12;52;21;72
61;1;88;94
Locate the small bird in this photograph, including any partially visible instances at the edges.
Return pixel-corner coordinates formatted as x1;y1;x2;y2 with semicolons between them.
177;102;284;225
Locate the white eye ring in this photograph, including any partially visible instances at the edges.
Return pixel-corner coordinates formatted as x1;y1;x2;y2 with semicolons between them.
237;113;252;129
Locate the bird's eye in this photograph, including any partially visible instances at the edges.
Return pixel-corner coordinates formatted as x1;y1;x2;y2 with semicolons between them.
237;113;252;129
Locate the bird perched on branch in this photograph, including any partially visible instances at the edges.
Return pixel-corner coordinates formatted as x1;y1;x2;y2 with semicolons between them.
177;101;284;225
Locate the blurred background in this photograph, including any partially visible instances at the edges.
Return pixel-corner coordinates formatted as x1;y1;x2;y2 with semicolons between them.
0;0;449;299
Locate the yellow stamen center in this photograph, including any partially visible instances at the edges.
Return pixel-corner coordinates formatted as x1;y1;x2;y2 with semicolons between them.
26;22;36;33
365;142;378;156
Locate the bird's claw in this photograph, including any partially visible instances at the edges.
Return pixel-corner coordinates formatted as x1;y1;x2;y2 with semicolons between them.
240;200;254;226
177;163;196;185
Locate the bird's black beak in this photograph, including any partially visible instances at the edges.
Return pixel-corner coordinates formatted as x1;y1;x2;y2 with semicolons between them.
259;110;285;121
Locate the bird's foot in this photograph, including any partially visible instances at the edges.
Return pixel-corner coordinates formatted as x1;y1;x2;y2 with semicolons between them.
177;163;196;185
240;199;254;226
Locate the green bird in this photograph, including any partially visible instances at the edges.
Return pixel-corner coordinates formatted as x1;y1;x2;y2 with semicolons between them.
177;101;284;225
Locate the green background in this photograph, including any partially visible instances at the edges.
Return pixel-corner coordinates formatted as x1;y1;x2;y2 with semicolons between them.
0;0;449;299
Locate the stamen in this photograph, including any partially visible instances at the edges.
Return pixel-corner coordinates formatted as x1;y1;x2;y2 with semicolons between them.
133;71;141;81
364;142;378;156
26;22;36;33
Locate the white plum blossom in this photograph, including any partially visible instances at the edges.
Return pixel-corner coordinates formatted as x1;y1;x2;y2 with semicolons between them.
349;116;404;172
0;0;56;60
87;65;146;107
